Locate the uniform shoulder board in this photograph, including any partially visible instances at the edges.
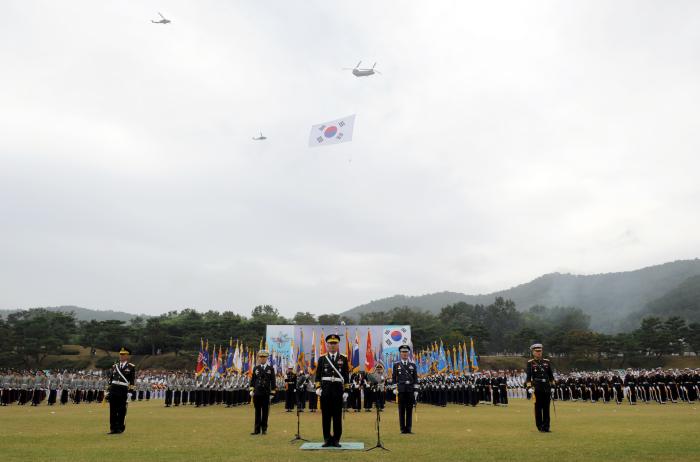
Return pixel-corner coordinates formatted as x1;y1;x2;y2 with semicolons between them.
128;362;135;366
527;359;534;363
542;359;550;362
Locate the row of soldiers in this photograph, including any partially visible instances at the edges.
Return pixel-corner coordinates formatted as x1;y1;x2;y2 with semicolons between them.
0;369;173;407
550;368;700;404
418;371;512;407
1;370;108;406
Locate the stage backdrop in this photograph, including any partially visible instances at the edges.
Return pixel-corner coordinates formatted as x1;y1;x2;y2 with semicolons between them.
266;325;412;372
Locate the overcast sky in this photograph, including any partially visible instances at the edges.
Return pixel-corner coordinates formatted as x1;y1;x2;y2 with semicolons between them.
1;1;699;317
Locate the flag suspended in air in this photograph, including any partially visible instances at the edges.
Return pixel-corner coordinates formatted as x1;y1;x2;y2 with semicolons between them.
242;346;249;375
210;345;218;377
308;114;356;148
351;329;360;372
297;329;306;373
470;337;479;372
195;339;206;376
320;329;327;357
217;346;225;376
345;327;352;358
226;338;234;373
437;340;447;373
309;329;317;374
365;328;375;372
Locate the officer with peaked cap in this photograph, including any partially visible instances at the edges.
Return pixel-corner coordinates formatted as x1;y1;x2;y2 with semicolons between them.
525;343;554;432
392;344;418;434
250;350;276;435
107;347;136;434
314;333;350;447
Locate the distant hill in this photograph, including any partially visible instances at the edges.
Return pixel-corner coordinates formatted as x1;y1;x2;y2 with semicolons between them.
626;274;700;327
0;305;144;322
342;259;700;332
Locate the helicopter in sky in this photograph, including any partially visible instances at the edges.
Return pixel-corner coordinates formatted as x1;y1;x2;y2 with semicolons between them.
343;61;381;77
151;12;171;24
252;132;267;141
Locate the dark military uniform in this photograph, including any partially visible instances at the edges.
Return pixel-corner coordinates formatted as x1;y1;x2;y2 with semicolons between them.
250;361;276;434
392;352;418;433
525;347;554;432
314;348;350;446
107;356;136;434
284;370;297;412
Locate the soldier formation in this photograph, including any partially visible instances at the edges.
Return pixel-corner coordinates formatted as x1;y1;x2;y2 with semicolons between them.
3;342;698;441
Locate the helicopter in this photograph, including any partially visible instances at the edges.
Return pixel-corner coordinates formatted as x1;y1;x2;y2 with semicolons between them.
343;61;381;77
151;12;171;24
252;132;267;141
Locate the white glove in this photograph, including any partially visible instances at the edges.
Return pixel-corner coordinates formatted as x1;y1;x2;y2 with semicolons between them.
393;389;398;395
249;391;254;397
528;388;534;394
342;392;348;401
414;391;418;400
269;395;273;402
315;388;322;397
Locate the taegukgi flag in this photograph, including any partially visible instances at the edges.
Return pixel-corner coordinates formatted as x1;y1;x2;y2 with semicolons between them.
308;114;356;147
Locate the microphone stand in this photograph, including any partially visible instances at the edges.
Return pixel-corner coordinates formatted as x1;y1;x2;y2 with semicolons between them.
366;385;389;451
290;387;309;443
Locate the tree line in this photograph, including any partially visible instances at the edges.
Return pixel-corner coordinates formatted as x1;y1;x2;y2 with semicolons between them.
1;297;699;368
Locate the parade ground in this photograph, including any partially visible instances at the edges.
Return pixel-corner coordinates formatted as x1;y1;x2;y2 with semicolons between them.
1;400;698;462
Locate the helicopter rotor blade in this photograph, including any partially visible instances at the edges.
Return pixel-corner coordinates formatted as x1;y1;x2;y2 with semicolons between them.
158;12;165;19
372;62;377;69
374;70;382;75
356;61;362;69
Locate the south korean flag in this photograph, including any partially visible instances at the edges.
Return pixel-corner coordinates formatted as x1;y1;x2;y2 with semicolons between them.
308;114;356;148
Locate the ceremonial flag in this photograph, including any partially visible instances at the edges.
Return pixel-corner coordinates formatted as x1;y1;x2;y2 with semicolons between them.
457;343;463;373
210;344;218;376
308;114;356;148
309;330;317;374
242;346;249;375
345;327;351;358
437;340;447;373
195;339;206;376
226;338;234;373
364;329;375;372
218;345;225;376
297;329;305;373
470;337;479;372
234;341;242;373
248;348;254;379
452;346;457;372
351;329;360;372
320;329;328;356
350;327;360;372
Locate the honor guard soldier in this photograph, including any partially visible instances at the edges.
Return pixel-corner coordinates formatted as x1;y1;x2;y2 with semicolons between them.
107;347;136;434
392;345;418;434
284;366;297;412
249;350;276;435
525;343;554;433
314;333;350;447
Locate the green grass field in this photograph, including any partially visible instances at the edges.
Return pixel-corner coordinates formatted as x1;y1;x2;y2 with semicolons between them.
1;399;698;462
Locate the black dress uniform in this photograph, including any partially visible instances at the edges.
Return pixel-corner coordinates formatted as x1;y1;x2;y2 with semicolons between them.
250;352;276;435
314;335;350;447
525;344;554;433
392;345;418;434
107;348;136;434
284;369;297;412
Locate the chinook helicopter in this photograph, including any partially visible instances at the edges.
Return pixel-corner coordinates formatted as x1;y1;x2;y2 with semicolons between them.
151;12;171;24
343;61;381;77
